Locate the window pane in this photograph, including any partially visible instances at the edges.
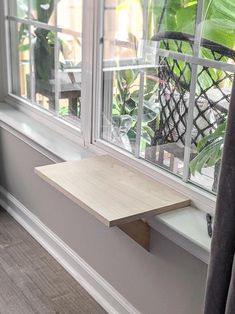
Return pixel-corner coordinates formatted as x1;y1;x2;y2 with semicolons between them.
57;0;83;33
101;69;141;153
30;0;55;25
201;1;235;59
10;22;30;99
58;32;82;122
8;1;83;123
140;58;192;177
103;0;143;63
9;0;29;19
101;0;235;195
103;0;197;67
32;27;56;110
189;67;234;193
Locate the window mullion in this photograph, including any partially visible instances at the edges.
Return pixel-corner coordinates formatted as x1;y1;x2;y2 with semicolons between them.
182;0;204;182
135;0;149;158
0;0;10;100
93;0;104;143
81;0;96;146
54;1;59;116
28;0;35;103
135;70;145;158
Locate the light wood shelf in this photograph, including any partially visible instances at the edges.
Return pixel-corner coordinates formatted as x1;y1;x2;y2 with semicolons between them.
35;155;191;227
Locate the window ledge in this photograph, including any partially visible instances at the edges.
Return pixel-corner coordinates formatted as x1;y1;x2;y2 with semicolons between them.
148;207;211;263
0;101;211;263
0;102;96;162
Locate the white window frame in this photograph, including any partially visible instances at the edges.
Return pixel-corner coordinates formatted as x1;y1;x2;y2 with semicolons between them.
0;0;226;214
0;0;95;147
92;0;231;214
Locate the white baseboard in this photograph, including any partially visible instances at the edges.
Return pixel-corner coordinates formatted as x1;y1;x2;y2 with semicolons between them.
0;186;141;314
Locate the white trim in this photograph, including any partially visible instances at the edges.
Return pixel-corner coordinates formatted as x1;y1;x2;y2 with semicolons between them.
0;185;141;314
147;207;210;264
0;0;10;100
0;120;62;163
0;102;95;162
81;0;95;146
5;94;85;147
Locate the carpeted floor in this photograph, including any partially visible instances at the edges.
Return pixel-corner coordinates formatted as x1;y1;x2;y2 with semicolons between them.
0;207;106;314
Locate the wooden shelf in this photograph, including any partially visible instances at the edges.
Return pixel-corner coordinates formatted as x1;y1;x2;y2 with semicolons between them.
35;155;191;227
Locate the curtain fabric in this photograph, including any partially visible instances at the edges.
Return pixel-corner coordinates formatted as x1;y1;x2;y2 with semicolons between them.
204;80;235;314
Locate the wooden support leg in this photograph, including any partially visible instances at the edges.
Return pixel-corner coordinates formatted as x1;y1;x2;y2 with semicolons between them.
118;220;150;251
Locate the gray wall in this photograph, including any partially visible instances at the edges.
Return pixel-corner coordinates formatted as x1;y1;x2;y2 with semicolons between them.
0;128;207;314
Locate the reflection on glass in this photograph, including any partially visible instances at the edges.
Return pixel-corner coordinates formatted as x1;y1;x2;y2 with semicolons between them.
57;0;83;33
141;58;191;176
9;0;29;19
148;0;197;38
30;0;55;25
190;68;234;193
58;32;82;122
103;0;197;65
102;69;141;153
102;57;192;177
10;22;30;99
103;0;143;62
32;28;56;110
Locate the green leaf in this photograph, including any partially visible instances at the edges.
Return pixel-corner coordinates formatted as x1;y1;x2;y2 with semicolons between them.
19;44;29;52
112;115;133;136
190;138;224;175
197;121;226;152
143;125;155;138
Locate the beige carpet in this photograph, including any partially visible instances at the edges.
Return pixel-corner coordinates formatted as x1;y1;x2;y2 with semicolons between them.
0;207;106;314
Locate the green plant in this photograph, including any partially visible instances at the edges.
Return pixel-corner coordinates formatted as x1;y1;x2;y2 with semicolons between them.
112;68;160;152
190;120;226;175
147;0;234;175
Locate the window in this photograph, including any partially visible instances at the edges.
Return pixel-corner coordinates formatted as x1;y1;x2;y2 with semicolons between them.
3;0;235;200
8;0;83;124
100;0;235;194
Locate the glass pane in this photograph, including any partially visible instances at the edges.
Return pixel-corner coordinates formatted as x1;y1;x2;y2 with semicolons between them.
10;22;30;99
103;0;143;63
101;69;141;153
189;67;234;192
140;58;192;177
9;0;29;19
32;27;56;110
30;0;55;25
58;32;82;122
103;0;197;68
57;0;82;33
148;0;197;57
201;1;235;59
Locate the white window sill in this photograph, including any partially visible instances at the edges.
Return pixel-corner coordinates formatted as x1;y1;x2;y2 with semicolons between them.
148;207;211;263
0;101;211;263
0;102;96;162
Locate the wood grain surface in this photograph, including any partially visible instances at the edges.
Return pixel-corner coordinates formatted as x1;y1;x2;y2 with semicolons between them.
35;155;191;227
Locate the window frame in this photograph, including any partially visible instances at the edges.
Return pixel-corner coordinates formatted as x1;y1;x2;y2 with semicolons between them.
0;0;225;214
1;0;95;146
92;0;227;213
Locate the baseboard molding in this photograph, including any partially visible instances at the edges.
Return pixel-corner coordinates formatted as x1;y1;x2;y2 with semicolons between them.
0;186;141;314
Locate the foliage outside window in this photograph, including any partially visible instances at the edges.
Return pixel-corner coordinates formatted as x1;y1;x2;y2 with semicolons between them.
8;0;83;124
101;0;235;193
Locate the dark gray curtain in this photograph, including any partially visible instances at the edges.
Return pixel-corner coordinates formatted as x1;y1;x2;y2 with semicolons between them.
204;80;235;314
